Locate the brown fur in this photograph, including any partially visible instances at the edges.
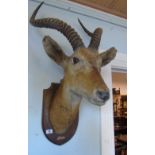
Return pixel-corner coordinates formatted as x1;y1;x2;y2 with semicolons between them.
44;45;116;133
49;79;81;133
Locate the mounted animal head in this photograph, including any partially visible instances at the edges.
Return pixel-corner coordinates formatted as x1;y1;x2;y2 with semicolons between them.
30;2;117;106
30;2;117;145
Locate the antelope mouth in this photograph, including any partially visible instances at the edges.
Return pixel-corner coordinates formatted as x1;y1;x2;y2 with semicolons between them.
87;97;108;106
93;98;107;106
81;92;109;106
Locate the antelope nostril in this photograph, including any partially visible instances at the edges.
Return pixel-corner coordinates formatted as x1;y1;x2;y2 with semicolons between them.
96;90;110;101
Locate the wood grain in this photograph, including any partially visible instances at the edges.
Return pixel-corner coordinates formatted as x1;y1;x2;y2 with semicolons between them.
70;0;127;19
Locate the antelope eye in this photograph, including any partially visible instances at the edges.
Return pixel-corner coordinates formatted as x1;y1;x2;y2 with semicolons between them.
72;57;80;64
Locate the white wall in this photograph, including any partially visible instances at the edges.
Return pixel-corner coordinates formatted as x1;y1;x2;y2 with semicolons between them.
28;0;127;155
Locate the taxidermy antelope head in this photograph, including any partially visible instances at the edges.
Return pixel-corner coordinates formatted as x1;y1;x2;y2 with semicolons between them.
30;2;117;145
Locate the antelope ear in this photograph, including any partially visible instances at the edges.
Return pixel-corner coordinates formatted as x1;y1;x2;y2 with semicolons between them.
99;47;117;67
42;36;69;68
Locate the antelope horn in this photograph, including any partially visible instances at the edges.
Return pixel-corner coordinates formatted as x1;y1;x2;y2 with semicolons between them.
78;18;102;50
30;2;85;51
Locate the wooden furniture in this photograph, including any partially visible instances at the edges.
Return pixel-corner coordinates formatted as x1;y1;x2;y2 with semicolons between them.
116;135;127;155
113;88;127;154
117;134;127;144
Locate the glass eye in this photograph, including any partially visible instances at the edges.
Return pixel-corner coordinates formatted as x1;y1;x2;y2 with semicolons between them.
72;57;80;64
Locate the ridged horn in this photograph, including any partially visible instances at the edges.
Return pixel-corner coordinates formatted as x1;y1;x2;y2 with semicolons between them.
30;2;85;51
78;18;102;50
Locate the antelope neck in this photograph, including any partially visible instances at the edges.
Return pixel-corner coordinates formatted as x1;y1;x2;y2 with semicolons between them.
50;79;82;134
